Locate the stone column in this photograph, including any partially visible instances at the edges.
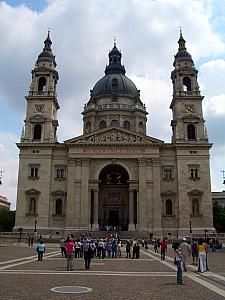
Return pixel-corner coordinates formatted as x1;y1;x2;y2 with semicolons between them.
92;189;99;230
80;158;90;230
138;158;147;231
65;159;76;230
152;158;162;234
128;189;135;231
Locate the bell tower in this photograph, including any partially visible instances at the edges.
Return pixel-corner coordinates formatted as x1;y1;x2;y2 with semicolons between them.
170;31;208;144
21;31;59;143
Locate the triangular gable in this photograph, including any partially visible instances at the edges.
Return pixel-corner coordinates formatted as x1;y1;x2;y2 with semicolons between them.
64;127;164;145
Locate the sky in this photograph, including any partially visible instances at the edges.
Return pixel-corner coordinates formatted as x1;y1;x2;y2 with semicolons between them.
0;0;225;210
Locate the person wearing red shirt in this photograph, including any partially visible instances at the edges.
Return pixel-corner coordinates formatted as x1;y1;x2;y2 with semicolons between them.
65;237;75;271
160;237;168;261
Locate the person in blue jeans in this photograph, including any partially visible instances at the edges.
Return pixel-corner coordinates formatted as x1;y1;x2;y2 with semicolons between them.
174;241;184;285
37;240;46;261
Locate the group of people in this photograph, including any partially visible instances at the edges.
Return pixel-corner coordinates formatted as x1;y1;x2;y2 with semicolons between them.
173;237;209;285
58;235;143;271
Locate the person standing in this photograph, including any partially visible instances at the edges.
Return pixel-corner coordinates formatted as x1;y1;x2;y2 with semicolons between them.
59;238;67;258
174;241;185;285
36;240;45;261
126;240;131;258
191;238;198;265
83;239;95;269
65;237;75;271
198;238;207;273
160;237;168;261
180;238;191;271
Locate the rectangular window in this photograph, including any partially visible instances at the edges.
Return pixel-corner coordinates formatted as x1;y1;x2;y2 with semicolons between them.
55;166;66;180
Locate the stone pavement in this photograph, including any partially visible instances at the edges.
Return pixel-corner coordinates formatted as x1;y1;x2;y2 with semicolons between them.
0;241;225;299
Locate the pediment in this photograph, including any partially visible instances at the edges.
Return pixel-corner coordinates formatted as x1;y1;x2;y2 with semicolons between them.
64;127;164;146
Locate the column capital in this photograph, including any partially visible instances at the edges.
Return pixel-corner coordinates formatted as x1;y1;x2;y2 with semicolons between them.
82;157;91;167
137;157;147;167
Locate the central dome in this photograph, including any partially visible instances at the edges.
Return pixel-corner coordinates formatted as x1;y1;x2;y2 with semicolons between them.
90;42;139;100
92;73;139;98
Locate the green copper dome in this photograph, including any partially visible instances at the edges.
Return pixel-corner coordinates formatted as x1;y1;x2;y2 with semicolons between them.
92;73;139;98
90;42;139;99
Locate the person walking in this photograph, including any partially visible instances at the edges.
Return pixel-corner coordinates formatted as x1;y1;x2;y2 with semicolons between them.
36;240;45;261
65;237;75;271
174;241;185;285
180;238;191;271
160;237;168;261
198;238;207;273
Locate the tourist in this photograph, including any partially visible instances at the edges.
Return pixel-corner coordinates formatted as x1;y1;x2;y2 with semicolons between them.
36;240;46;261
198;238;207;273
117;240;122;257
180;238;191;271
174;241;184;285
126;240;131;258
160;237;167;261
65;237;75;271
111;239;118;258
59;238;67;258
191;238;198;265
83;239;95;269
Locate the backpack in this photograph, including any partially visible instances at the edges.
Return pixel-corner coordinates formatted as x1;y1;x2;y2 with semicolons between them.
192;241;197;252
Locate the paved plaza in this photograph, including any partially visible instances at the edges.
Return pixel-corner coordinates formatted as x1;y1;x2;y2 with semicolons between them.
0;240;225;299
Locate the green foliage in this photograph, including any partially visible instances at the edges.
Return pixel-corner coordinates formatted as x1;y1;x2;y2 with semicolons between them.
213;201;225;232
0;210;15;232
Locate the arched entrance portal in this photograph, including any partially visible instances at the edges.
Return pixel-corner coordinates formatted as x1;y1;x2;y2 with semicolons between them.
98;164;129;230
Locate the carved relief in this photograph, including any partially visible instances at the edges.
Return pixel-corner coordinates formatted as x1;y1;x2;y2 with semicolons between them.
79;130;148;144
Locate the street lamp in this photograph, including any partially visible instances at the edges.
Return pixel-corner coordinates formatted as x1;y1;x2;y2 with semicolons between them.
204;229;208;241
189;220;192;234
0;170;3;185
222;170;225;185
34;219;37;233
18;227;23;241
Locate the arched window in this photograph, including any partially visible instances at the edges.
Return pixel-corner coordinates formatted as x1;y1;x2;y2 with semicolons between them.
86;121;91;133
112;78;118;91
30;167;38;178
33;124;42;140
100;120;107;129
187;124;196;140
55;199;63;215
124;121;130;130
111;119;119;126
192;199;199;215
165;200;172;216
38;77;47;92
183;77;191;91
139;121;144;133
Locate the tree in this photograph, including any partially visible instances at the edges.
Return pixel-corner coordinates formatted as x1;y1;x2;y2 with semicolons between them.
213;201;225;232
0;210;15;232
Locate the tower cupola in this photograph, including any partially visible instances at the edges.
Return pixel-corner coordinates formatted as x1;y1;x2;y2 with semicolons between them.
105;40;126;75
37;31;56;66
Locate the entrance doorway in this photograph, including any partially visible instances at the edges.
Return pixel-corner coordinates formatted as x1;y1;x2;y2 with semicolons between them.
98;164;129;230
109;210;119;227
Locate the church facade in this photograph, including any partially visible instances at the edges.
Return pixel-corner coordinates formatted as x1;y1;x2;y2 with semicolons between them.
15;32;214;238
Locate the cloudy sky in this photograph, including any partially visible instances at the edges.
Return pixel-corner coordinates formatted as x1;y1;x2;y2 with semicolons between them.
0;0;225;210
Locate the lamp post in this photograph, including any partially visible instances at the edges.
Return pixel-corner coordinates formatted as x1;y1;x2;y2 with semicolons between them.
34;219;37;233
189;220;192;234
204;229;208;241
222;170;225;185
0;170;3;185
18;227;23;241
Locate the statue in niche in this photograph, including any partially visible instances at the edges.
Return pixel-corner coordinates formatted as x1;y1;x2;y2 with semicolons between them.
29;198;36;214
192;199;199;215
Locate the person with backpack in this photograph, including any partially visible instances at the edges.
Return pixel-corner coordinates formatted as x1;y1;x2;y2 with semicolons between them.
83;239;95;269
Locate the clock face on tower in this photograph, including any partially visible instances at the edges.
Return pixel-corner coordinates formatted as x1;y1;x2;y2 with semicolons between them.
185;104;194;113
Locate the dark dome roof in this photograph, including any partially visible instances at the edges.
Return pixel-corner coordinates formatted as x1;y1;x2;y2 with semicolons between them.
38;50;54;60
91;73;139;98
175;50;192;59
